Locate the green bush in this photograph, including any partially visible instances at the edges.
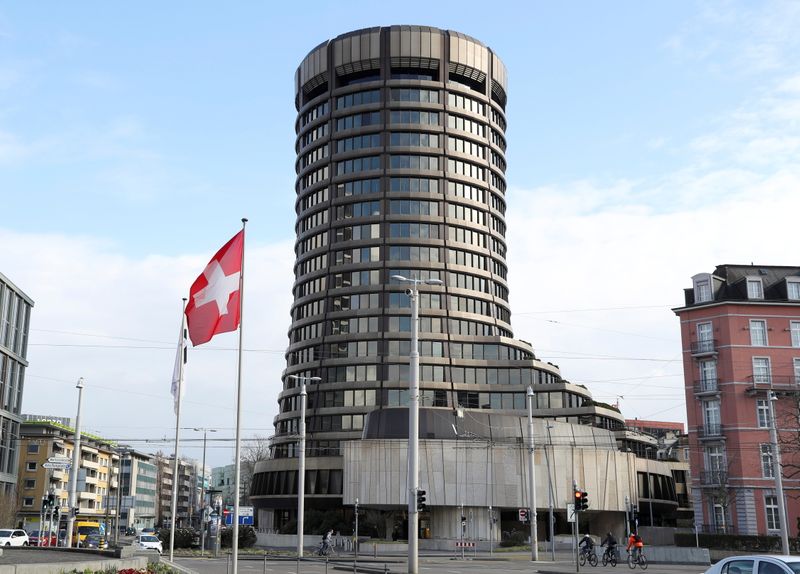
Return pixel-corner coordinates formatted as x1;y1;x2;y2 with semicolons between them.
221;525;257;548
156;527;195;549
499;530;528;548
675;532;800;552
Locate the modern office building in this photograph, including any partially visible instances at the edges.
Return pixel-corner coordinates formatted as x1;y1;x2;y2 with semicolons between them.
251;25;636;534
16;420;118;529
118;447;157;531
211;464;238;507
675;264;800;536
0;272;34;504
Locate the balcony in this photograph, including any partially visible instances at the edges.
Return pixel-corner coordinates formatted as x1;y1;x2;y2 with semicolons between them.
694;378;720;396
700;470;728;486
698;424;725;440
744;375;800;396
691;340;717;357
700;524;737;535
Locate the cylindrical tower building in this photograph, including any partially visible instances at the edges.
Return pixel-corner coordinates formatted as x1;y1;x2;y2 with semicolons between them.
251;26;624;531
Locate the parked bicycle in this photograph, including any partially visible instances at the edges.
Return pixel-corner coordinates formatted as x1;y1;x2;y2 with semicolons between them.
627;548;647;570
602;545;618;567
579;545;598;567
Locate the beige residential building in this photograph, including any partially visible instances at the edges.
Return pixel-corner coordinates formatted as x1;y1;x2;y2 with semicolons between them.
17;420;118;529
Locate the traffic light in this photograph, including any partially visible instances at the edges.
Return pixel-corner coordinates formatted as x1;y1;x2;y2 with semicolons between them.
574;489;589;511
416;490;427;512
631;506;639;521
579;491;589;511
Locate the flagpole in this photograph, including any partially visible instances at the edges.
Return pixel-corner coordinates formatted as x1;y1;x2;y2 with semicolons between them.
232;218;247;574
169;298;187;562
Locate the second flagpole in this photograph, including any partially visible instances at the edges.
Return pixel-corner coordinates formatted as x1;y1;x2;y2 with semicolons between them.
232;218;247;574
169;298;187;562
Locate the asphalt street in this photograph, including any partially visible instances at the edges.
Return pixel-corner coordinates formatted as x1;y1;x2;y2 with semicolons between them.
173;554;711;574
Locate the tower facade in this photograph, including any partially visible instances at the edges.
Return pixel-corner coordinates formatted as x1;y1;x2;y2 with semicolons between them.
251;26;625;530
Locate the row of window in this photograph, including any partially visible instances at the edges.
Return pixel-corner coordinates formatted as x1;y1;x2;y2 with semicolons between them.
251;469;343;496
300;339;532;362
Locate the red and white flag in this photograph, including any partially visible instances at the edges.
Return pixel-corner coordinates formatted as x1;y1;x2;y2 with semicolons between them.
185;230;244;346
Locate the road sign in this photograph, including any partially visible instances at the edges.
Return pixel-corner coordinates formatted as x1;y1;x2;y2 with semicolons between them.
48;456;72;464
240;506;253;517
518;508;529;522
224;507;254;526
567;503;576;523
42;462;71;470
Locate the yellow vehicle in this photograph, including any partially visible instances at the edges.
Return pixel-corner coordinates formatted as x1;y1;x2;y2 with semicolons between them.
73;521;105;547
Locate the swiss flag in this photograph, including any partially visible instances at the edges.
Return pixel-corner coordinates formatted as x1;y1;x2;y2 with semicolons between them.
185;230;244;346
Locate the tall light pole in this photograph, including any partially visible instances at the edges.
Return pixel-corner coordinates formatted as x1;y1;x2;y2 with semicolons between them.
392;274;442;574
646;447;654;527
193;427;217;555
65;377;84;548
545;423;555;561
288;374;320;566
526;386;538;561
769;392;790;554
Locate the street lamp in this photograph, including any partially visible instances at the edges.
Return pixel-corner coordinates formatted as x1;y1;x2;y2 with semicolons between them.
392;274;443;574
65;377;85;549
545;423;555;561
192;427;217;555
769;392;790;554
287;373;321;566
645;447;654;527
526;386;538;561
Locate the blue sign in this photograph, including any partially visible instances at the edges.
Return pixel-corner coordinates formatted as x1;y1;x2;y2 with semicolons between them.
224;514;253;526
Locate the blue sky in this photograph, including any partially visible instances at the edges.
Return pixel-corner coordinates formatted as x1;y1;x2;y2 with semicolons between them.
2;1;800;467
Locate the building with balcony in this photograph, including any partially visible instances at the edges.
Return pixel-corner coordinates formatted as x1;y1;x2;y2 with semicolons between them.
675;264;800;535
16;420;118;529
118;447;157;531
251;25;685;539
154;454;202;528
0;272;33;503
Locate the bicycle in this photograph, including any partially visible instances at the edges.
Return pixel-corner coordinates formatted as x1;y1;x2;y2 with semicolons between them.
601;545;618;567
627;548;647;570
316;542;337;557
579;545;598;567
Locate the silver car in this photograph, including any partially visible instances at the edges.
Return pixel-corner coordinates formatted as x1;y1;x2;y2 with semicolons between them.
704;555;800;574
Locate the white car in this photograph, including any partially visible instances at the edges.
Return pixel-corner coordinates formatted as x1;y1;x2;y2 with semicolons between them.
704;555;800;574
135;534;163;554
0;529;29;546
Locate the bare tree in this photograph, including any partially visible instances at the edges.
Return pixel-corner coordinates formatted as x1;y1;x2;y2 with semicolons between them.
239;435;271;505
0;487;18;528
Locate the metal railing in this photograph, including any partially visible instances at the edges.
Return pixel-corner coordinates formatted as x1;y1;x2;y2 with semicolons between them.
698;424;724;438
746;375;800;393
694;378;719;393
691;339;717;355
699;470;728;486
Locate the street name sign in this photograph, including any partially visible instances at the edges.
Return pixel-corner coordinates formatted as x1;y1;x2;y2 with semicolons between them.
42;461;71;470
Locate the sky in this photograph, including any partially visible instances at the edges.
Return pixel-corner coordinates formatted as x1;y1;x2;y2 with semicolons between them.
2;1;800;468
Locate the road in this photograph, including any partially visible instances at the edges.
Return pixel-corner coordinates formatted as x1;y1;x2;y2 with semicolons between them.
174;554;710;574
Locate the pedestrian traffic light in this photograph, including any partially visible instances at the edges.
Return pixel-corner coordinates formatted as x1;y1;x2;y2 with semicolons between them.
416;489;427;512
579;491;589;511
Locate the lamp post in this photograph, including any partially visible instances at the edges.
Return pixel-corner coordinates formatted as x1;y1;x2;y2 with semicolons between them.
545;423;555;561
769;392;790;554
646;447;654;527
65;377;84;549
526;386;538;561
288;374;321;566
392;274;443;574
192;427;217;555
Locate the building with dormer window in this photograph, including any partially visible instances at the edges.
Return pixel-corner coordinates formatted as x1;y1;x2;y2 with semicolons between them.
675;264;800;536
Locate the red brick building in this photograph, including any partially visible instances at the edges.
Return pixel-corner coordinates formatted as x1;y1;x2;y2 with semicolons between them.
674;264;800;536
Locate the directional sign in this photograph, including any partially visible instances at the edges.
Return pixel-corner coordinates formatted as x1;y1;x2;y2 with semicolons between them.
48;456;71;464
567;503;576;523
42;462;71;470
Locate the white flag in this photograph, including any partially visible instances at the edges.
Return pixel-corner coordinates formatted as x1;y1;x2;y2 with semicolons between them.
171;327;186;415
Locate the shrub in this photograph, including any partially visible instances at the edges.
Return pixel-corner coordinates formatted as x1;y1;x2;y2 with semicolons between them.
156;528;195;549
221;525;257;548
499;529;528;548
674;532;800;552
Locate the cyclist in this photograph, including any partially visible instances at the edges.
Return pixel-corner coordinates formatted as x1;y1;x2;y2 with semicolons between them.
626;531;644;560
579;533;595;557
318;529;334;555
601;531;618;562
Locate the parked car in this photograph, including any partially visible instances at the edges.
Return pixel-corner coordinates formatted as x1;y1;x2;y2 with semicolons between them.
704;555;800;574
80;533;106;549
0;529;29;546
135;534;163;554
141;527;156;535
28;530;57;546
